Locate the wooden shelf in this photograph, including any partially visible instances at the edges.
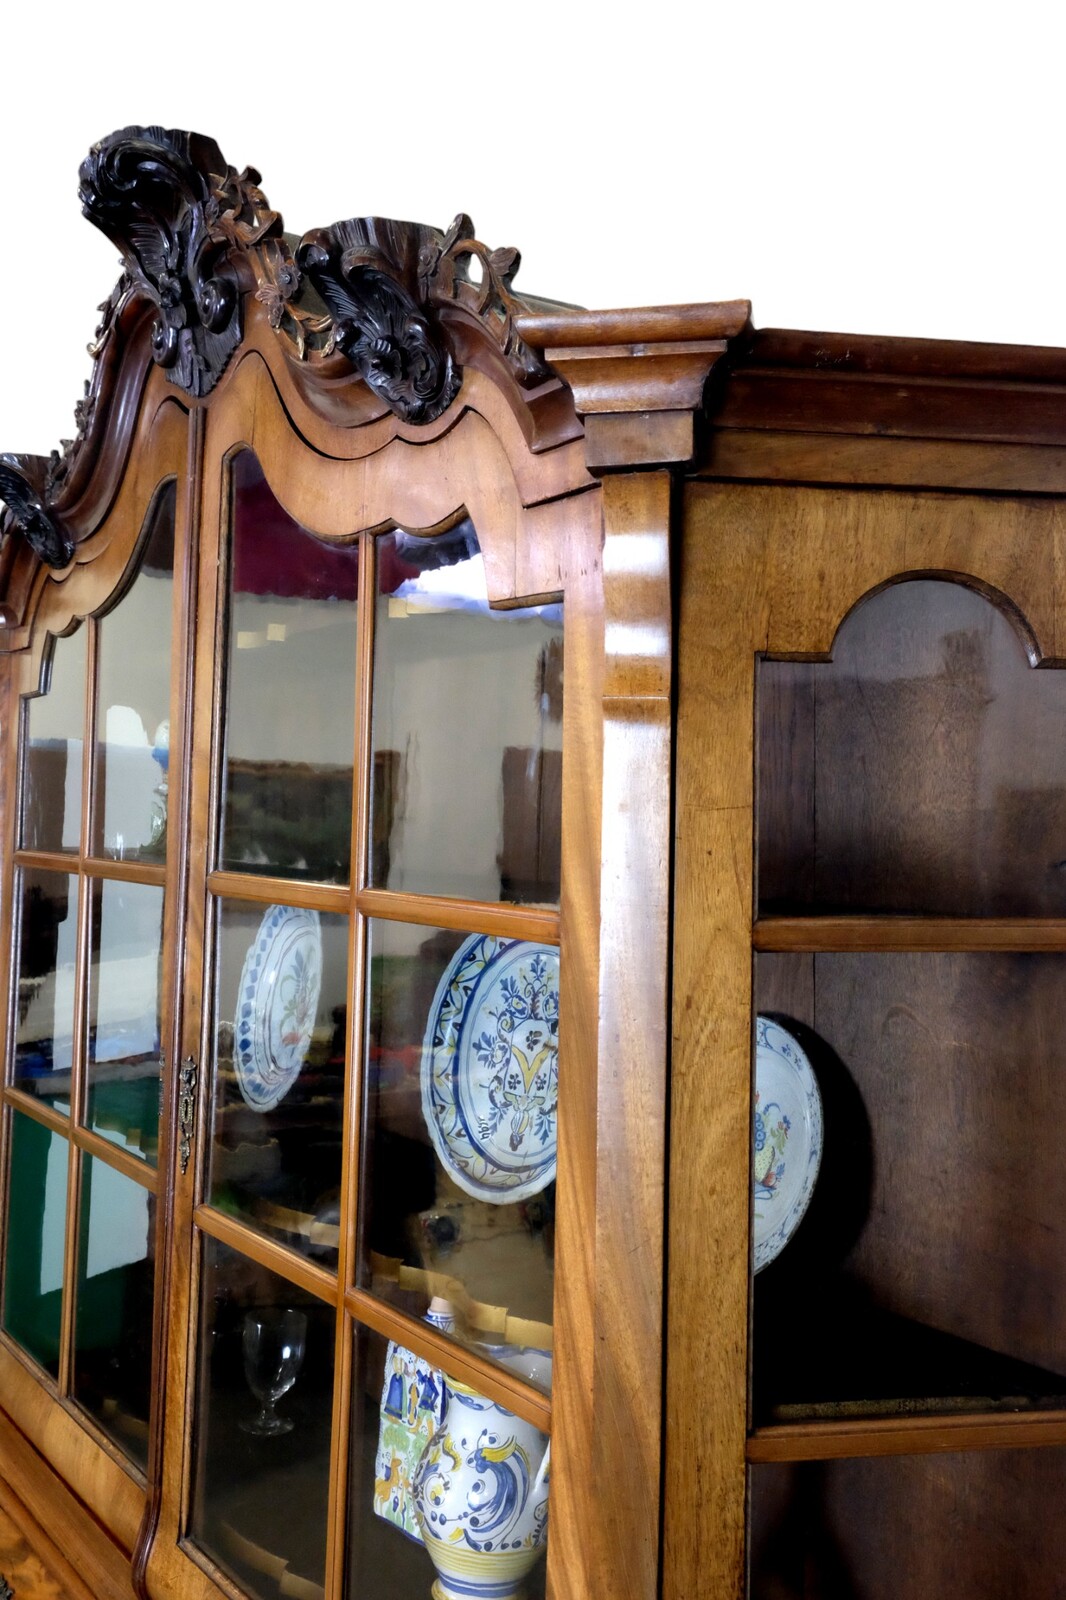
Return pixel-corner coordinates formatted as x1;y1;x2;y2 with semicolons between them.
753;915;1066;952
748;1408;1066;1462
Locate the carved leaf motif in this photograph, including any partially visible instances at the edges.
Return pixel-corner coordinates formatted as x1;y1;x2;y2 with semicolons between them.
79;126;283;398
0;457;74;569
297;224;461;424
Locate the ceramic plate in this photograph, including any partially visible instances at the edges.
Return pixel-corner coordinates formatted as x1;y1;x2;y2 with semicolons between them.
234;904;322;1112
421;934;559;1203
753;1016;823;1272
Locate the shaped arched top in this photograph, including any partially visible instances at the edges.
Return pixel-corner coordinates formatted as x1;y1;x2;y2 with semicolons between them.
759;574;1066;918
821;568;1046;669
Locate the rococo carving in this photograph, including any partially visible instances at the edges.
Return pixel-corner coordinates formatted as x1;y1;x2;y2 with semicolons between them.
78;125;282;399
0;124;575;570
0;456;75;570
297;219;462;424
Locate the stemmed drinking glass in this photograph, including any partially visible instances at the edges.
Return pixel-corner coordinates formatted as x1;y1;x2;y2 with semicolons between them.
240;1307;307;1436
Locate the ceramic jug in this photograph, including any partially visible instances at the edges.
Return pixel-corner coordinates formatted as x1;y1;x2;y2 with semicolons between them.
412;1378;550;1600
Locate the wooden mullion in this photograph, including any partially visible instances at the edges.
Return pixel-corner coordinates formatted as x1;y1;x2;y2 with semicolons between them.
193;1202;339;1307
205;869;349;915
356;886;560;944
754;914;1066;953
10;848;82;875
346;1287;551;1434
748;1408;1066;1463
72;1124;159;1194
321;528;375;1600
80;857;167;888
2;1088;72;1137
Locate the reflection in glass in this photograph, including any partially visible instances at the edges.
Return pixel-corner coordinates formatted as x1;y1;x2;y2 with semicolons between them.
93;484;176;860
208;900;348;1269
219;451;359;884
759;578;1066;916
371;522;563;905
21;626;87;854
349;1323;549;1600
2;1111;68;1374
360;919;556;1394
87;880;164;1164
14;870;77;1112
73;1154;154;1469
190;1238;333;1600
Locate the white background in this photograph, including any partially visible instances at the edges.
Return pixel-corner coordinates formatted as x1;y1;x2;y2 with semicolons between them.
1;1;1064;455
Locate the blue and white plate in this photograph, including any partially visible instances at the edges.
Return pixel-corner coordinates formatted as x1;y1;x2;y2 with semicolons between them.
753;1016;823;1272
421;935;559;1203
234;905;322;1112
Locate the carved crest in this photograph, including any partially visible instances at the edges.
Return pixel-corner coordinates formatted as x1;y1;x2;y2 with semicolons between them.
298;219;462;424
78;125;281;398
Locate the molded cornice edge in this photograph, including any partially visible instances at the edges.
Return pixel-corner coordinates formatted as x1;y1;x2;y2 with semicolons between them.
516;301;753;472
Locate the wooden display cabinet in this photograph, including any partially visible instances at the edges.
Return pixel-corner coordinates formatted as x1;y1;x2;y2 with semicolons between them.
1;125;1066;1600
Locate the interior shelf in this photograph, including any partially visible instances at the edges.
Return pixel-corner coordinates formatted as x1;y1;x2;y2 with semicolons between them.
751;1291;1066;1457
753;916;1066;952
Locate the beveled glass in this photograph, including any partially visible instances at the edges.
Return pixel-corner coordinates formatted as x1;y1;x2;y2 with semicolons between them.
93;483;176;861
219;451;359;884
359;918;556;1394
207;898;348;1268
13;869;78;1112
73;1153;154;1469
2;1110;68;1375
758;577;1066;916
370;524;563;904
348;1322;548;1599
86;879;164;1165
20;626;87;855
189;1237;334;1600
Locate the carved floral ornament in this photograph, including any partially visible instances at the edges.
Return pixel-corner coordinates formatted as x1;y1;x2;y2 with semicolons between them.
0;123;552;568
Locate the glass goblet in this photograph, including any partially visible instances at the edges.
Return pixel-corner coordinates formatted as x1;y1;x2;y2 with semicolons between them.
239;1307;307;1436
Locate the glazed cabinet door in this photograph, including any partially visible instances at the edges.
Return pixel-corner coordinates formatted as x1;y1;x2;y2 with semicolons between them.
669;482;1066;1599
0;390;191;1581
147;383;572;1600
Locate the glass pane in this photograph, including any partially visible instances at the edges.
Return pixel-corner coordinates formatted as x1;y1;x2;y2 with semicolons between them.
13;869;77;1112
371;523;563;905
349;1321;548;1599
189;1236;334;1600
2;1110;68;1374
86;879;163;1165
93;483;176;861
219;451;359;884
750;1452;1066;1598
758;577;1066;916
360;920;557;1394
73;1154;154;1469
753;952;1066;1427
20;626;87;854
208;899;348;1269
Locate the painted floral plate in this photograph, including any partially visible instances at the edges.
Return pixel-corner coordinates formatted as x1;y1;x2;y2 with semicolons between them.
753;1016;823;1272
234;905;322;1112
421;934;559;1203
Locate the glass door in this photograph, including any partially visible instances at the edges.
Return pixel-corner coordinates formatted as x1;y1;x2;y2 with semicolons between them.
167;446;563;1600
1;481;179;1490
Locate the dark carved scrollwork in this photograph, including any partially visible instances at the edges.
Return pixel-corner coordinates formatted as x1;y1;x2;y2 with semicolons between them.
0;456;74;569
78;126;282;398
297;219;461;424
